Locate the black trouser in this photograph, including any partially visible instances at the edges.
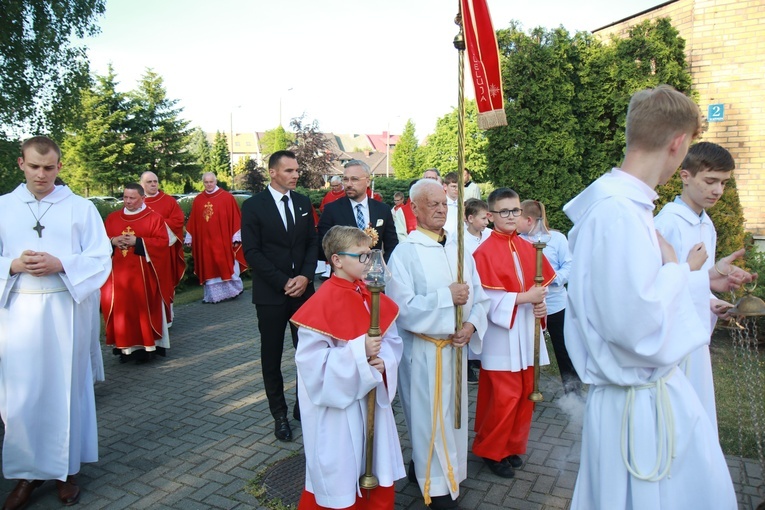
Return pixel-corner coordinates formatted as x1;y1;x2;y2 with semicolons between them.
546;309;582;393
256;297;306;419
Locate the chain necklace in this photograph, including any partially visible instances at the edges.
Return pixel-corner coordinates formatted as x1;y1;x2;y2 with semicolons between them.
27;202;53;238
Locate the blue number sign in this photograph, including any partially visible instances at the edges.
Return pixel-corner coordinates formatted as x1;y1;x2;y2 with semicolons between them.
708;104;725;122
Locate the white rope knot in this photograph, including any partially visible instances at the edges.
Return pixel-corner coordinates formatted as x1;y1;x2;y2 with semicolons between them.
620;368;677;482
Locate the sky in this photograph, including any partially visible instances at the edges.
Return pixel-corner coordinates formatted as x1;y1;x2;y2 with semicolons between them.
83;0;664;138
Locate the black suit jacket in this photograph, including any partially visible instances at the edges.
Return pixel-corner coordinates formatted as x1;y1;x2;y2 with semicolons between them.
241;189;318;306
317;197;398;262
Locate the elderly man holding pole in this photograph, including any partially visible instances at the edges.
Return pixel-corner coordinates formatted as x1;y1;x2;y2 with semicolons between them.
387;179;489;510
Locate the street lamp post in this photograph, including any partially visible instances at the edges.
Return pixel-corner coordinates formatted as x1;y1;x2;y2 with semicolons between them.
229;105;242;186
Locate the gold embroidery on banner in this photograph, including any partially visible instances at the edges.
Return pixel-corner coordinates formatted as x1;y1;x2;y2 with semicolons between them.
120;226;135;257
203;202;214;222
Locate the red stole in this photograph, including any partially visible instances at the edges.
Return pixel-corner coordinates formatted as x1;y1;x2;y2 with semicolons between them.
186;188;247;283
473;229;556;328
101;208;171;348
290;275;398;341
402;200;417;233
144;191;186;313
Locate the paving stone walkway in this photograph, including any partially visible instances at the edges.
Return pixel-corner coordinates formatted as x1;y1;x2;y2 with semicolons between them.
1;290;762;509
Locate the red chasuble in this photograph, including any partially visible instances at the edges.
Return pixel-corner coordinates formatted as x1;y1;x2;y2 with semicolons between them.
290;275;398;341
101;208;172;348
144;191;186;315
186;189;247;283
473;229;556;328
319;189;345;212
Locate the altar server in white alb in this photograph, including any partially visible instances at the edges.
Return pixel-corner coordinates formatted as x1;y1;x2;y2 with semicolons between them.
654;141;755;439
0;136;112;509
387;179;490;510
292;226;405;509
563;86;739;510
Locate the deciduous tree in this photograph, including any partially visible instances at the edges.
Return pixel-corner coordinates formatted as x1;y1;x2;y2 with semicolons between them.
289;115;335;189
0;0;105;137
419;100;488;181
391;119;420;180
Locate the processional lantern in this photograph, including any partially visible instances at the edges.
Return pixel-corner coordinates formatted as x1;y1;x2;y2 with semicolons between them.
359;249;391;491
527;218;551;402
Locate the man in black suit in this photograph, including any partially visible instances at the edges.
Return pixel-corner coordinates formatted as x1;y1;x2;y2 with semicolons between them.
241;150;318;442
317;160;398;262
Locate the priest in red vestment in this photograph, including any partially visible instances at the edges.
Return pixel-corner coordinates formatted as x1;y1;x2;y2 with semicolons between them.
140;171;186;322
471;188;556;479
185;172;247;303
318;175;345;212
102;183;174;363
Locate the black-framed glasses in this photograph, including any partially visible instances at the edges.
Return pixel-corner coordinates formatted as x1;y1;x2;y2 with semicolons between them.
489;208;522;218
338;251;372;264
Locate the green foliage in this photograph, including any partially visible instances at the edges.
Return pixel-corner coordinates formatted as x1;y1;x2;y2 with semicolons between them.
129;69;199;192
296;186;326;210
487;19;700;232
236;157;267;193
0;137;21;195
419;100;488;181
391;119;420;180
487;26;586;231
0;0;105;137
656;172;746;261
210;131;232;186
188;127;212;178
369;177;412;207
259;125;294;159
60;66;138;195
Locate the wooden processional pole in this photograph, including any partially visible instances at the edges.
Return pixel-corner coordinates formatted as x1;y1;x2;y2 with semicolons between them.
453;2;467;430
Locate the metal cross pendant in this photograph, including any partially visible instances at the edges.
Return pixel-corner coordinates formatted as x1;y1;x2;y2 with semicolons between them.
33;220;45;238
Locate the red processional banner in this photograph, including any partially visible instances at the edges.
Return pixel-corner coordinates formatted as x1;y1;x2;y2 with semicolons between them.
461;0;507;129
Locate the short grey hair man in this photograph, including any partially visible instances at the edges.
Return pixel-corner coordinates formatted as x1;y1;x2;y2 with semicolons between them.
343;159;371;176
422;168;442;183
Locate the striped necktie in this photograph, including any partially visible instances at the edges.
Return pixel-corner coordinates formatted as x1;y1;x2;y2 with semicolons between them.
356;203;365;230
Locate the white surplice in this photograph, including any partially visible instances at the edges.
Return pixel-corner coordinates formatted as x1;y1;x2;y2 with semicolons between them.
296;324;405;508
387;230;489;501
0;184;112;481
563;170;736;510
654;197;719;437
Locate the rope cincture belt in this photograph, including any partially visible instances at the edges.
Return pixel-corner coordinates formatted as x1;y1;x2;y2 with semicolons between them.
412;332;459;506
618;367;677;482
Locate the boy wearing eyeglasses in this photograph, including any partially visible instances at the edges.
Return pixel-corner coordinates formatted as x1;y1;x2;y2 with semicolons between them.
470;188;556;479
291;225;405;509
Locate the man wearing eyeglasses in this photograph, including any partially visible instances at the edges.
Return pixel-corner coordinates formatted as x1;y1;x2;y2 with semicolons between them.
317;160;398;263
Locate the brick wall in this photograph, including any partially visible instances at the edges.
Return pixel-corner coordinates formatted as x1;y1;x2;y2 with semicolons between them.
595;0;765;235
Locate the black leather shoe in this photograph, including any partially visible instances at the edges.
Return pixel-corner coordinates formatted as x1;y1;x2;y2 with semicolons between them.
274;416;292;442
3;479;44;510
483;457;514;478
504;454;523;468
293;403;301;422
